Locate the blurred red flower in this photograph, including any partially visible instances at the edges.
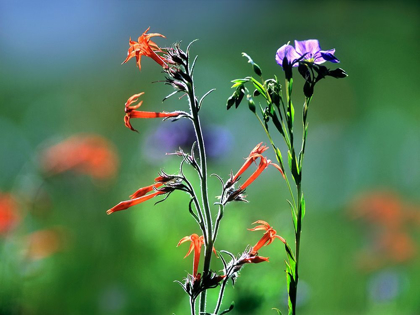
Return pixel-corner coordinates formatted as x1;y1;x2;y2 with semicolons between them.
41;134;119;180
0;192;20;235
25;228;65;260
350;190;420;269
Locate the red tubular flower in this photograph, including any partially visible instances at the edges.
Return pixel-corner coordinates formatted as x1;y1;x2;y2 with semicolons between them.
249;220;286;255
129;182;164;199
122;27;168;70
227;143;284;190
231;142;269;183
239;156;269;190
124;92;181;132
177;234;217;278
240;255;269;264
106;190;166;215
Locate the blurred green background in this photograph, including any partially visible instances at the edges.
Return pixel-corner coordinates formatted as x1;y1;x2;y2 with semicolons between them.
1;1;419;314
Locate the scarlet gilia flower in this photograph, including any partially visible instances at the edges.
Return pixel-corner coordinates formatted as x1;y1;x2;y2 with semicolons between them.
122;27;168;70
249;220;286;255
178;234;217;278
224;144;284;204
227;142;268;186
124;92;182;132
41;134;119;180
178;234;204;278
106;180;171;215
227;143;284;188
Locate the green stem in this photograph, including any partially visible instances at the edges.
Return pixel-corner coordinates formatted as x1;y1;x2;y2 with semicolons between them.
187;81;213;314
213;276;229;314
291;183;303;315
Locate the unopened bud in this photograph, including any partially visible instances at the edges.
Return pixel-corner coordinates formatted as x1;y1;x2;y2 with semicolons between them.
253;63;262;77
328;68;348;78
303;81;314;98
247;95;256;113
227;95;236;110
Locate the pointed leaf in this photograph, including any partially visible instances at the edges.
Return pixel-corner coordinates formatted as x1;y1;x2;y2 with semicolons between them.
300;192;306;220
287;199;297;232
231;78;248;88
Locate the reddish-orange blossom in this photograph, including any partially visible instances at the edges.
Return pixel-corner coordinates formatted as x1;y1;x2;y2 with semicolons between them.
249;220;286;255
122;27;168;70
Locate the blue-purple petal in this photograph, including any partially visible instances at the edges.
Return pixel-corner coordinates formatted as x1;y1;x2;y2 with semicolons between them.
276;44;300;68
294;39;320;56
320;50;340;63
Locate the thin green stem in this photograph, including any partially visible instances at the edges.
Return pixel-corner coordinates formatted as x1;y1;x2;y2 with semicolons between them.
213;276;229;314
213;204;224;243
255;113;297;210
291;183;303;315
183;177;207;236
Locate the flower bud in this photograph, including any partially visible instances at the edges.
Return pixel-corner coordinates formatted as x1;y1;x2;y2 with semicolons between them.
227;95;236;110
236;89;245;108
328;68;348;78
253;63;262;77
303;81;313;98
283;57;293;81
247;95;256;113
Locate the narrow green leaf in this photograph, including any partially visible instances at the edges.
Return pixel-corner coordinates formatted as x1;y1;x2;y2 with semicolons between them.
287;150;293;172
272;308;283;315
285;243;296;263
231;78;248;88
290;102;295;125
300;192;306;220
274;146;285;171
287;199;297;232
249;77;267;99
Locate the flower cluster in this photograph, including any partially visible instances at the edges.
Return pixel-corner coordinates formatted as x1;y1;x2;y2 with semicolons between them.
226;38;346;315
276;39;347;97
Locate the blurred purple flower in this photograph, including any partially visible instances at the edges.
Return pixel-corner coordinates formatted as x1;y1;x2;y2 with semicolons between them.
276;39;339;68
368;269;408;303
144;120;232;164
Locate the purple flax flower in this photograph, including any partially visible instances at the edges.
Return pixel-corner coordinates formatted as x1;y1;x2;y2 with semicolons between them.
276;39;339;68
